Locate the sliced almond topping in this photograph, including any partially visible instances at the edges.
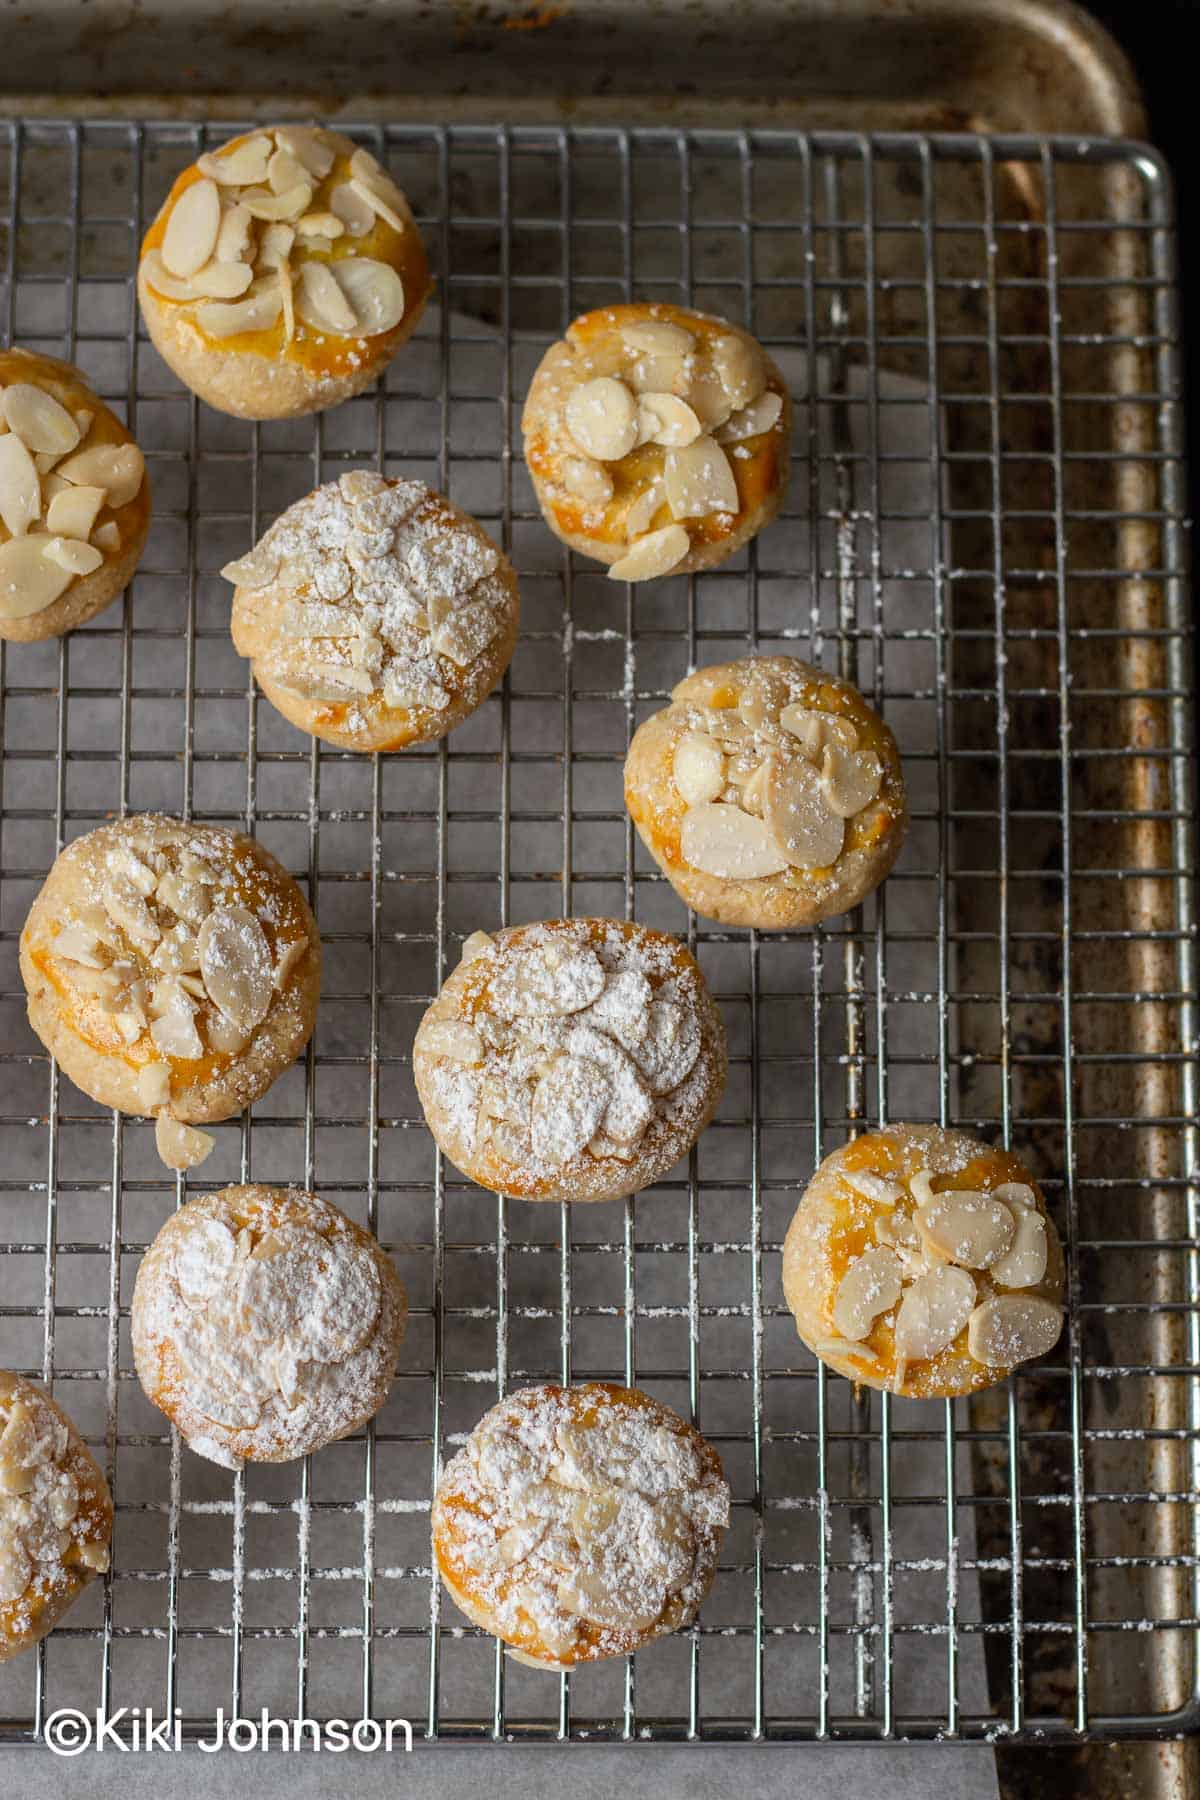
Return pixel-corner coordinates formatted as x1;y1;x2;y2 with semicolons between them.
45;483;105;540
763;756;844;869
966;1294;1062;1367
991;1180;1036;1213
530;1056;611;1166
215;202;253;264
277;662;377;702
989;1207;1049;1289
0;432;42;538
156;869;210;926
221;542;280;589
294;260;358;335
1;382;82;456
778;705;858;759
415;1019;484;1064
267;145;308;195
331;258;405;336
92;520;121;552
684;359;734;430
681;801;789;880
162;176;221;277
831;1245;903;1340
638;391;702;449
0;1536;32;1604
737;757;773;817
151;921;201;974
624;479;664;539
894;1264;977;1363
272;935;306;989
672;730;726;805
294;210;345;240
240;182;313;222
628;350;688;397
431;601;501;668
148;990;202;1061
718;390;784;442
34;449;62;475
137;1063;171;1110
842;1167;904;1207
102;876;160;946
51;923;105;968
0;535;75;618
187;259;254;299
620;318;695;357
607;521;690;583
339;468;387;504
625;997;699;1095
329;180;375;236
77;1540;110;1572
206;1011;249;1054
820;744;883;819
155;1113;215;1171
270;125;335;177
565;376;639;462
42;536;103;576
350;146;410;209
194;285;284;338
490;941;605;1020
561;455;613;506
916;1192;1015;1270
197;134;273;186
197;905;274;1033
56;442;145;508
278;261;296;346
711;331;766;409
663;434;739;518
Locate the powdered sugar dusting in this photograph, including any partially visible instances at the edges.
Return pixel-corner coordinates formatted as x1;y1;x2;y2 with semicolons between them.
433;1383;729;1665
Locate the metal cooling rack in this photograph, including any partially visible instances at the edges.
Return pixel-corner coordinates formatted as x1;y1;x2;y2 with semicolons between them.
0;121;1196;1746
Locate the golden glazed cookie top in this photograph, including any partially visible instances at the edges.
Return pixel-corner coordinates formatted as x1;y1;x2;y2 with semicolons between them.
433;1383;729;1668
414;917;724;1199
794;1127;1063;1394
523;303;788;579
0;1374;111;1640
225;473;515;750
139;127;431;382
0;348;148;629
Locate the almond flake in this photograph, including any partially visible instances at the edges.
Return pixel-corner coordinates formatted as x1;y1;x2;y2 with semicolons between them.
629;998;702;1096
607;521;689;582
1;381;82;456
331;258;405;336
663;434;739;518
778;705;858;759
638;391;702;449
240;182;313;222
530;1056;611;1166
295;210;345;240
195;286;284;338
718;390;784;442
137;1063;171;1110
711;332;766;409
624;479;664;539
990;1180;1036;1213
51;923;105;968
197;135;272;186
681;800;789;879
221;543;280;589
672;731;726;805
206;1012;249;1054
966;1294;1062;1367
0;535;74;619
149;985;202;1059
197;905;274;1033
42;535;103;576
0;432;42;538
267;145;308;195
831;1245;903;1340
278;261;296;346
561;455;613;506
45;483;104;540
416;1019;485;1064
329;181;375;236
989;1207;1048;1289
763;756;844;869
339;469;387;504
842;1168;905;1206
215;203;254;263
92;520;121;553
273;126;336;179
916;1192;1015;1270
187;259;254;299
144;247;201;297
155;1113;215;1171
294;260;358;335
894;1265;977;1363
565;376;639;462
820;744;884;819
431;601;500;668
162;176;222;277
155;869;210;926
56;442;145;509
620;318;695;357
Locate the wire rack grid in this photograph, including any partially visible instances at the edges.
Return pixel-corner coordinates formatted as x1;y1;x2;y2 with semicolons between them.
0;119;1195;1746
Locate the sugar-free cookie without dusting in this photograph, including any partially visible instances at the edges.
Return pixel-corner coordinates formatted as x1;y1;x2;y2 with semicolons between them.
782;1125;1065;1399
523;303;790;581
132;1184;406;1470
19;814;319;1172
0;347;150;643
137;126;432;420
0;1371;113;1664
226;473;519;752
413;917;727;1203
625;655;907;929
433;1382;730;1669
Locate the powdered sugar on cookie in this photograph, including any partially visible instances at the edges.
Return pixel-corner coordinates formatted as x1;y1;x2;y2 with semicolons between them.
0;1378;110;1646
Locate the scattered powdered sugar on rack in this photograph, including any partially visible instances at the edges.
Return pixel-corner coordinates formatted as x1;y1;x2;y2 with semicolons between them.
414;919;717;1190
433;1384;729;1665
0;1378;110;1634
223;473;511;735
131;1187;398;1471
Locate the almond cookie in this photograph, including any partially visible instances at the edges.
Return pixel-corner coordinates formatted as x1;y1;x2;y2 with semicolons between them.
19;814;319;1173
413;917;727;1203
0;1372;113;1664
625;655;907;929
433;1382;729;1669
782;1125;1066;1399
225;473;519;753
137;126;432;420
131;1184;406;1470
0;347;150;643
522;302;789;581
